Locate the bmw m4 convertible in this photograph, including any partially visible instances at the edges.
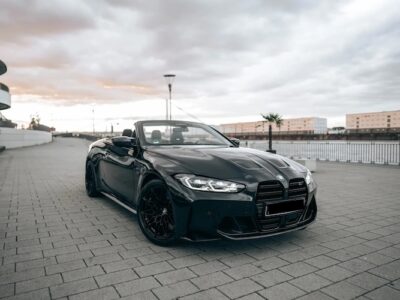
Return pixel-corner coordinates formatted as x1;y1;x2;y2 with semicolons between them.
85;120;317;245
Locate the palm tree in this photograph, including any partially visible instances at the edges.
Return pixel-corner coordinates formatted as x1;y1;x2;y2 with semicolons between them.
261;113;283;152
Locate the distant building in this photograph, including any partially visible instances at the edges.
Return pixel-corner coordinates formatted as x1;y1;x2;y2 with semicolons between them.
328;127;346;134
346;110;400;130
220;117;327;135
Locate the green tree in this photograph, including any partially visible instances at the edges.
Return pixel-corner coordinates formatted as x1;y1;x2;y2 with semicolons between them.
261;113;283;152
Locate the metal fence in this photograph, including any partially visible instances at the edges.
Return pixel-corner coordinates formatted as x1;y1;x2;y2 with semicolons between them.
246;140;400;165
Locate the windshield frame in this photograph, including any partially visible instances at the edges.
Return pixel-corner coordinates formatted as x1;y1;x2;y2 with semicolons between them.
136;120;235;147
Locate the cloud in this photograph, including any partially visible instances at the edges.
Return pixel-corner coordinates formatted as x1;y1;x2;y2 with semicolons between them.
0;0;95;42
0;0;399;130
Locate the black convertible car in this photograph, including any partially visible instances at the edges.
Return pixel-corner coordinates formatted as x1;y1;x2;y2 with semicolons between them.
85;120;317;245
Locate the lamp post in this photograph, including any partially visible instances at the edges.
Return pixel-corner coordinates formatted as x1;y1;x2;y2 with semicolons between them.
163;74;176;120
92;105;95;135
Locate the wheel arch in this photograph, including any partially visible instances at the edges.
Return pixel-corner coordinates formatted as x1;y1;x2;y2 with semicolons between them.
141;172;163;188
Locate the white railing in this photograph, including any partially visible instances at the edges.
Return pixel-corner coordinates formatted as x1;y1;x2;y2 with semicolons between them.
246;140;400;165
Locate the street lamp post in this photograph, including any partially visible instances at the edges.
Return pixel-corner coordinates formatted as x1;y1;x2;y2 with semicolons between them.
163;74;176;120
92;105;95;135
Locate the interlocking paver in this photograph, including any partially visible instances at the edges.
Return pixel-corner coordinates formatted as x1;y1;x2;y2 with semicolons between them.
346;272;388;291
189;260;228;276
365;285;400;300
152;280;199;300
0;283;14;298
56;250;93;264
134;261;173;277
253;256;289;271
16;274;62;294
237;293;265;300
62;265;104;282
280;261;317;277
115;277;160;297
316;265;355;282
16;257;56;272
251;269;292;288
290;273;332;292
304;255;339;269
3;288;50;300
191;271;233;290
296;291;336;300
220;254;256;267
95;269;138;287
101;257;141;273
50;279;98;299
258;282;306;300
0;267;45;285
1;138;400;300
322;281;366;300
69;287;119;300
224;263;263;280
218;278;263;299
155;268;197;285
339;257;376;273
84;253;122;266
168;255;206;269
369;260;400;280
180;288;229;300
45;259;85;275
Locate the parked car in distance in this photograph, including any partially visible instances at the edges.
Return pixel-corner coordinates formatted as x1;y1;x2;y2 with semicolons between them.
85;120;317;245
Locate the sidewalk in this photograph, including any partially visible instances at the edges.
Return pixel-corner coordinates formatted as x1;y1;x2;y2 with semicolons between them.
0;138;399;299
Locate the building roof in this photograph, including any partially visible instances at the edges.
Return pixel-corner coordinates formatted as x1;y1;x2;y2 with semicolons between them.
0;60;7;76
346;110;400;116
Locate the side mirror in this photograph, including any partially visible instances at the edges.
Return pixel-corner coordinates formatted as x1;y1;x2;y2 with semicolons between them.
230;137;240;147
112;136;136;148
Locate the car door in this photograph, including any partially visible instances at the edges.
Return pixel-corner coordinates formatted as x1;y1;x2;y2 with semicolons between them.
101;135;140;204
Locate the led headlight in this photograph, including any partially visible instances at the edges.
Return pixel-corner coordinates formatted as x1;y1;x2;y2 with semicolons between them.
175;174;245;193
305;169;313;185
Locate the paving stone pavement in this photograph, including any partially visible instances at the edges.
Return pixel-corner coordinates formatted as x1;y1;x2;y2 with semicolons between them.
1;137;400;300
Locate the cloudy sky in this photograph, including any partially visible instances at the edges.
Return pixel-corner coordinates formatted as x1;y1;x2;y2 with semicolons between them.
1;0;399;131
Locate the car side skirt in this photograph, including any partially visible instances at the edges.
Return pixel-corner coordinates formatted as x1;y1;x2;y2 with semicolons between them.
101;192;137;214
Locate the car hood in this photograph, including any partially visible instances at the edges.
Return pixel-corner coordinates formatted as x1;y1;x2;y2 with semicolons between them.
144;146;307;184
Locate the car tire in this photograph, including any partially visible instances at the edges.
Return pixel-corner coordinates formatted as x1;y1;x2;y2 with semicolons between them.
138;179;178;246
85;161;100;197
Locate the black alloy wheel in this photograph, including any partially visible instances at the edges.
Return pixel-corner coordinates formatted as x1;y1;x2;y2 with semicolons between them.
85;161;100;197
138;179;177;245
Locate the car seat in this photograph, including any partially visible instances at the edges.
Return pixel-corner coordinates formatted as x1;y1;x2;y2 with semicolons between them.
151;130;162;144
171;129;184;144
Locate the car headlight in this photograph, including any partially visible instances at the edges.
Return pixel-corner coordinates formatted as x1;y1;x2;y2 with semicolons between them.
305;169;313;185
305;170;317;192
174;174;245;193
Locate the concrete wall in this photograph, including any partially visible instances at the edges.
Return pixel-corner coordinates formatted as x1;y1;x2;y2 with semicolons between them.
0;128;52;149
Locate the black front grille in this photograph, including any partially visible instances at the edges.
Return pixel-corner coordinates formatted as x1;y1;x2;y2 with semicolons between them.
255;178;307;231
255;180;284;220
288;178;307;199
256;181;284;202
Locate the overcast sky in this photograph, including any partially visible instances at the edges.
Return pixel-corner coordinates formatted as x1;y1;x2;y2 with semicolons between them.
1;0;399;131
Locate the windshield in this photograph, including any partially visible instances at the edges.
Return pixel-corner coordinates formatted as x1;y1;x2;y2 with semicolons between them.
140;122;232;146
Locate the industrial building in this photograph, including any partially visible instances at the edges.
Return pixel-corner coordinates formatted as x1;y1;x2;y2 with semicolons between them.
220;117;328;135
346;110;400;130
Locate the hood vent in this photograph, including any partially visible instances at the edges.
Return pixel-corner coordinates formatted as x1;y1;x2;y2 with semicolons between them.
231;159;262;169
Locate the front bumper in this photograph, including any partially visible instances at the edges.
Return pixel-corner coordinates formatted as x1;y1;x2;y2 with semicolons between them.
173;188;317;241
